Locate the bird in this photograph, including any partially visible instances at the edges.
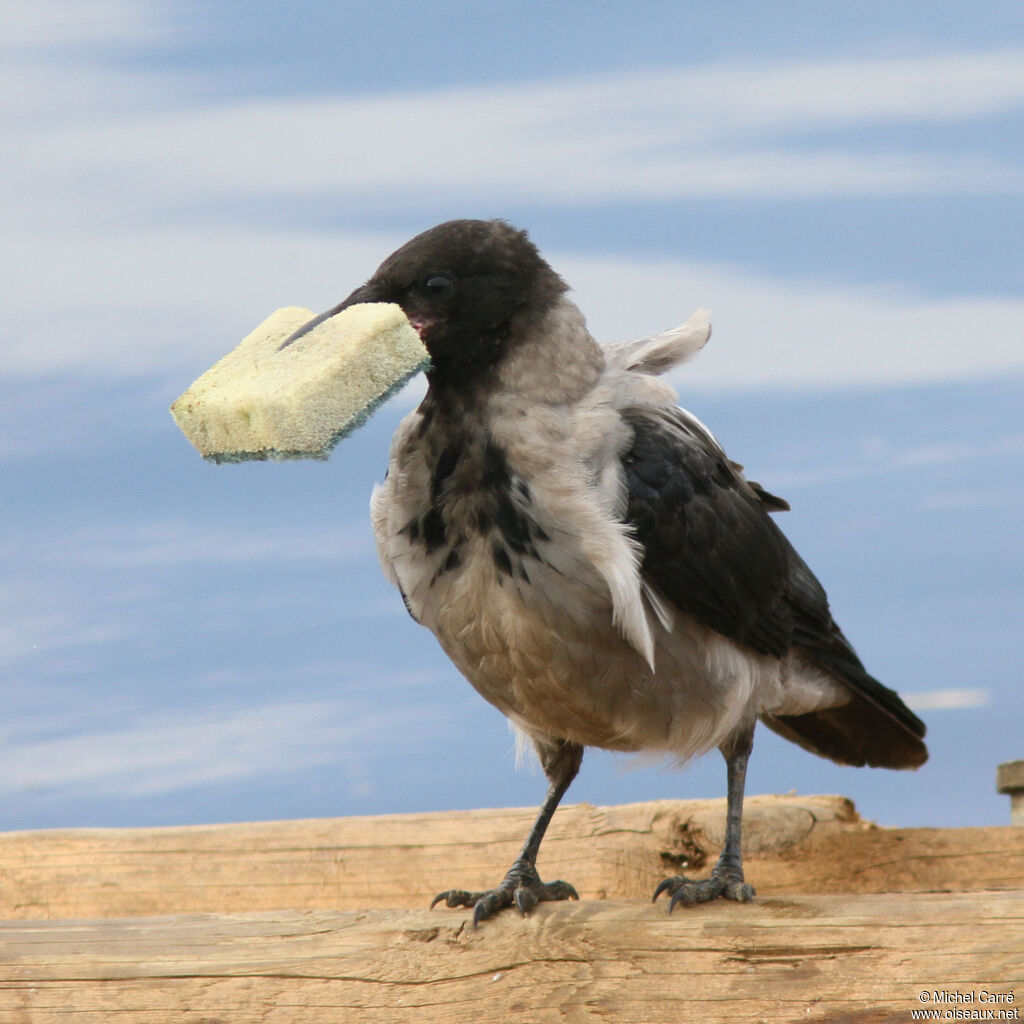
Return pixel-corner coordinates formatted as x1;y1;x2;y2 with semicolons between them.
287;218;927;924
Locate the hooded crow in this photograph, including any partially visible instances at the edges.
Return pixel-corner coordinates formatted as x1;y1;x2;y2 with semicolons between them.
297;218;927;924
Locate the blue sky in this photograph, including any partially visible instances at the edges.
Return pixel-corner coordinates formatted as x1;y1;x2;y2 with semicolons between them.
1;1;1022;833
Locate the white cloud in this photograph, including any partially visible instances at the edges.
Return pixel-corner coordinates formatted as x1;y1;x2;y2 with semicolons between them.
758;433;1024;493
48;519;372;570
903;688;990;711
3;221;1024;389
1;0;163;51
0;699;443;797
0;518;378;669
0;572;135;670
916;487;1024;512
2;12;1023;389
0;0;179;125
567;255;1024;389
0;606;129;672
0;225;401;377
7;47;1024;238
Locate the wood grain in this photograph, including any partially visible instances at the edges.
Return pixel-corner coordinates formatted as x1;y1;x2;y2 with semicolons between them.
1;892;1021;1023
0;796;1021;1022
2;796;1022;921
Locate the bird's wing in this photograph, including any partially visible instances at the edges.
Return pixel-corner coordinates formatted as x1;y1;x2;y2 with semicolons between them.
604;308;711;375
618;403;926;765
620;403;801;658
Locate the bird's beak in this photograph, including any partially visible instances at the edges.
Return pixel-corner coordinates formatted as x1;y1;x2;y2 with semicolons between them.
278;283;383;350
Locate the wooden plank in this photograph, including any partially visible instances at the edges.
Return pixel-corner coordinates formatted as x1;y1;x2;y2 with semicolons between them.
999;761;1024;825
0;796;1022;920
0;891;1021;1023
0;795;839;919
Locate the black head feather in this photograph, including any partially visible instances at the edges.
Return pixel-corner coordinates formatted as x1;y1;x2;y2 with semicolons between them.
340;219;568;380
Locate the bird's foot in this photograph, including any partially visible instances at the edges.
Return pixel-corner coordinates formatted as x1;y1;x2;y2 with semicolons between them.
430;858;578;926
653;863;755;914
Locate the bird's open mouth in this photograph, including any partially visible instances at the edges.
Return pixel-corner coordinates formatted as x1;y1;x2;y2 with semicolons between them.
408;316;439;341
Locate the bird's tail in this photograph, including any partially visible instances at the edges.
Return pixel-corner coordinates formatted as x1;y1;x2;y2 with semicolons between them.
762;693;927;769
763;635;928;769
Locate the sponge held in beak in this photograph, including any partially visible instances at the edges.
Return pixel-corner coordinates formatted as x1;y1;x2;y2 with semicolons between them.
171;303;429;463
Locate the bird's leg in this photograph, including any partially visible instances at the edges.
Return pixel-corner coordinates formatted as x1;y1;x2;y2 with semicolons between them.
653;724;757;913
431;739;583;926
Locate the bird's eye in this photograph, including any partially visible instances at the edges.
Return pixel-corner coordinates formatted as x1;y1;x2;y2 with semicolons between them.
424;275;454;296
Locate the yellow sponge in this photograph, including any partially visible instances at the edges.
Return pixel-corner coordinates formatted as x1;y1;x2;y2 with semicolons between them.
171;303;429;462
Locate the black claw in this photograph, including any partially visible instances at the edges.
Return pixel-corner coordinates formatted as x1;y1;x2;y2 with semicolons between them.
430;889;478;910
668;880;713;914
547;880;579;902
726;880;756;902
652;876;677;903
430;861;578;925
653;868;754;913
514;887;537;916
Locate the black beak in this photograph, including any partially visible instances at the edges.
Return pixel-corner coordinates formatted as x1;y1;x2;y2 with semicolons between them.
278;283;383;350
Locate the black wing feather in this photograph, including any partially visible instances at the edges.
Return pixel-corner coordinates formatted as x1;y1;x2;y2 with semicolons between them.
620;405;926;768
621;406;799;658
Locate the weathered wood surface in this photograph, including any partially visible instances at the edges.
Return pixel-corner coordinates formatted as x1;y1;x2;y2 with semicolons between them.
1;893;1022;1023
1;796;1022;1023
1;795;1022;920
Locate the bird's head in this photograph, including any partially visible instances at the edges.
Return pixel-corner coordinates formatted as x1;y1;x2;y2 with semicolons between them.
282;219;567;381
